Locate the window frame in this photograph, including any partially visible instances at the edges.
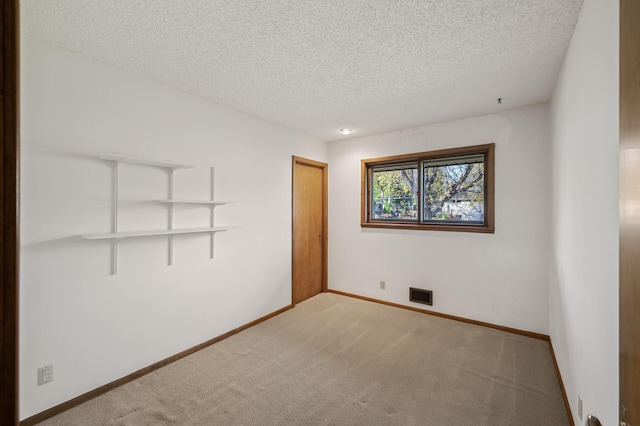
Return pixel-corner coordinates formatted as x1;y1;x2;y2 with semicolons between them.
361;143;495;233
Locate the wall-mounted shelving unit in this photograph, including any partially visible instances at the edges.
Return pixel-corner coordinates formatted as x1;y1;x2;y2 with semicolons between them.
81;155;229;275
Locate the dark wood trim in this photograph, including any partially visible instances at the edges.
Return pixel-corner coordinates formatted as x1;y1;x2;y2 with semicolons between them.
361;143;495;166
548;340;575;426
20;304;294;426
292;156;329;299
327;289;549;340
360;159;367;225
360;221;495;234
360;143;495;234
484;142;495;233
619;0;640;423
321;159;328;293
1;0;20;425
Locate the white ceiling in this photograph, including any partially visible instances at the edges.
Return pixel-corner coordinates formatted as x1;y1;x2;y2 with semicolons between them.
21;0;584;142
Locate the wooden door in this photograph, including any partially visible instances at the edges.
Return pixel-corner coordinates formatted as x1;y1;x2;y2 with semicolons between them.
292;157;327;304
620;0;640;424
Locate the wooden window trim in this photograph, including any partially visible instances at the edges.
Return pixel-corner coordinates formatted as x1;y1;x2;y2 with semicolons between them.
361;143;495;233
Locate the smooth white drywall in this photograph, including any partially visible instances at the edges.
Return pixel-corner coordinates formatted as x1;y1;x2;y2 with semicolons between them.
328;103;551;334
549;0;619;424
19;38;327;420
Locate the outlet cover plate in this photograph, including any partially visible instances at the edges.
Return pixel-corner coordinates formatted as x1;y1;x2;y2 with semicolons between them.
37;365;53;385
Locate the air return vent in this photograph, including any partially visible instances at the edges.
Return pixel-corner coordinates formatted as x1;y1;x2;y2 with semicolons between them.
409;287;433;306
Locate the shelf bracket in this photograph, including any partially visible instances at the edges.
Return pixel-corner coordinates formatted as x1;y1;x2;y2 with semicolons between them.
111;160;120;275
210;167;216;259
168;169;175;266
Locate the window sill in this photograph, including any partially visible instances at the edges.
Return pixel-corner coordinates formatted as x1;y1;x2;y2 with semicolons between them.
360;222;495;234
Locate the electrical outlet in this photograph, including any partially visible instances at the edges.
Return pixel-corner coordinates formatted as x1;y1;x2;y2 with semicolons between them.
380;280;385;289
37;365;53;385
578;395;583;420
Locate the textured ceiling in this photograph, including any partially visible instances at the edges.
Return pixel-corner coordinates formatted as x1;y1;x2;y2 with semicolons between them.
21;0;583;142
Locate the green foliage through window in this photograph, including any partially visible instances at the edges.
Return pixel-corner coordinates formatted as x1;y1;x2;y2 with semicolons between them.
372;164;418;221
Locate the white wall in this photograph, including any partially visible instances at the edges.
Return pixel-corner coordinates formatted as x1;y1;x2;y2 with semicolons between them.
549;0;619;424
328;103;551;334
20;38;327;419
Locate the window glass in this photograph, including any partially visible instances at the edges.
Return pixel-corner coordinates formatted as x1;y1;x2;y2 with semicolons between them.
371;164;418;221
422;155;484;223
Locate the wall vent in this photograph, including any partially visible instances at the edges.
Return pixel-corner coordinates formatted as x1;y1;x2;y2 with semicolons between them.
409;287;433;306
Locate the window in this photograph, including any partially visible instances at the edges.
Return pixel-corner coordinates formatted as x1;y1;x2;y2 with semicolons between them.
361;143;494;233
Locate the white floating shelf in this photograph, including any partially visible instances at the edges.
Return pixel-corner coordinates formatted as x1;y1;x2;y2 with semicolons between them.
157;199;230;205
100;155;194;170
82;227;227;240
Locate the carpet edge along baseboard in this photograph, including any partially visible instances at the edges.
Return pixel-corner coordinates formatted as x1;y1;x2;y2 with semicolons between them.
19;304;294;426
327;289;549;340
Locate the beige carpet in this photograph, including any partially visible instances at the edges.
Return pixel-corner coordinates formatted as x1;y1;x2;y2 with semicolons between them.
37;293;569;425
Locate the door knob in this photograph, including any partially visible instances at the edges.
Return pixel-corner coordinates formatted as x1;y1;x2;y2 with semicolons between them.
586;415;602;426
620;403;631;425
586;414;632;426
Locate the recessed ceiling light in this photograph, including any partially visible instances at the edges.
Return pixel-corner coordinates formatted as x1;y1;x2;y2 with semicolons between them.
339;128;353;135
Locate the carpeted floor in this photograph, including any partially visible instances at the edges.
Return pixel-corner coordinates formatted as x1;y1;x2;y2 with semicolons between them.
37;293;569;425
